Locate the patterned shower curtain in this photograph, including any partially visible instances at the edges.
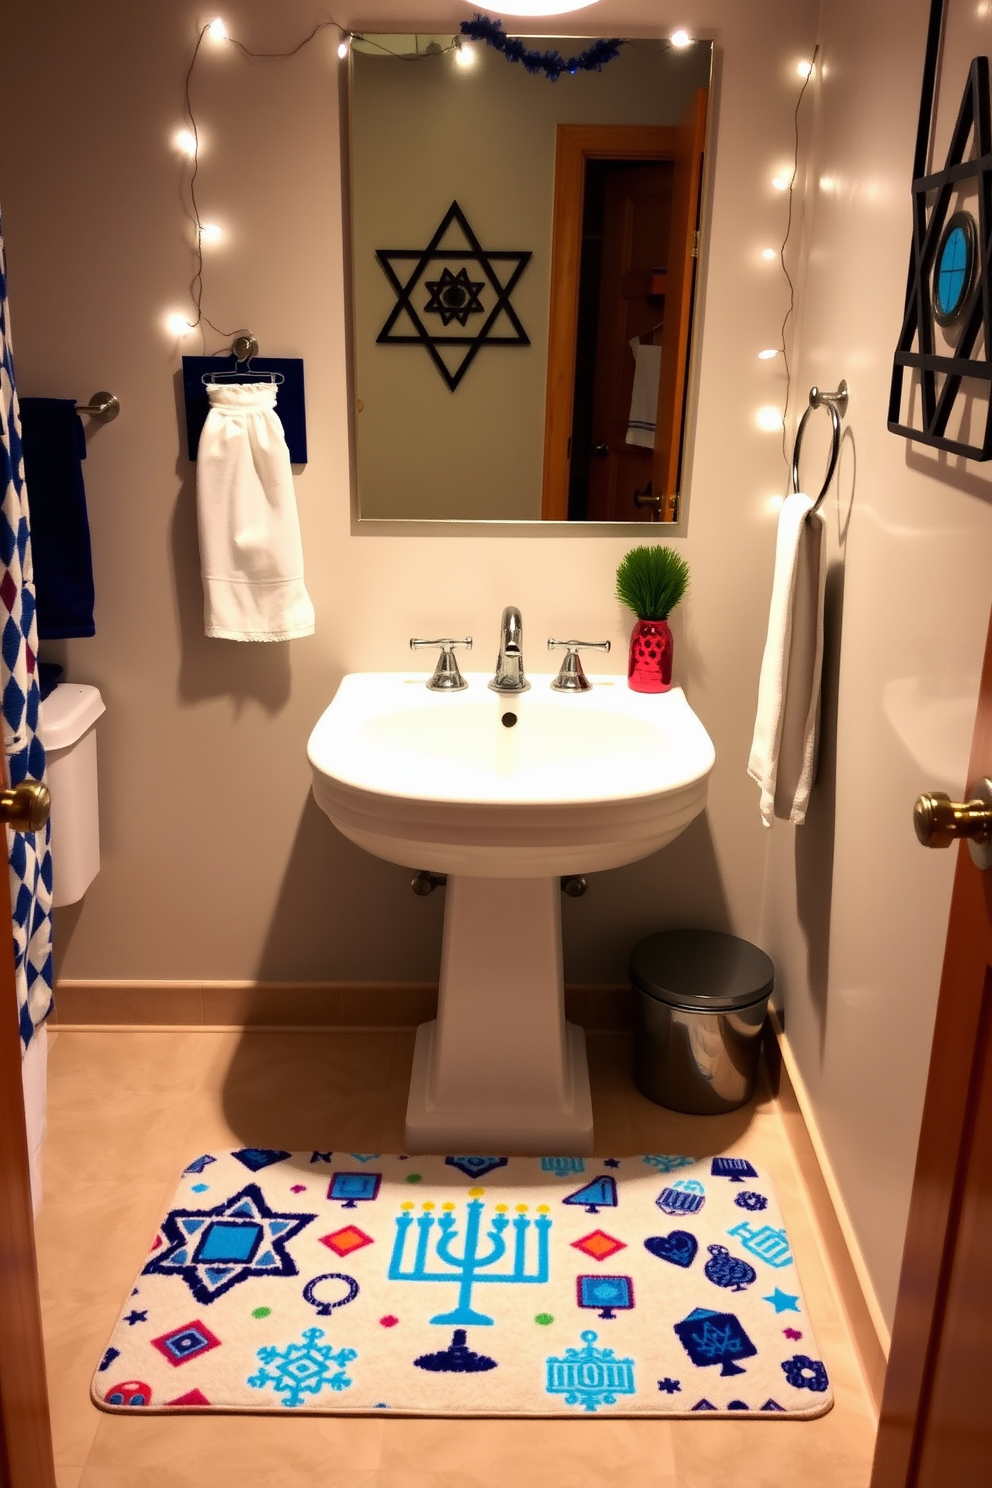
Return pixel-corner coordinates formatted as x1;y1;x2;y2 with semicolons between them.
0;210;54;1052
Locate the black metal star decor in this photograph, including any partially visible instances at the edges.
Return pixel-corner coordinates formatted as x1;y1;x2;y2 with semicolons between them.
375;201;531;391
889;13;992;458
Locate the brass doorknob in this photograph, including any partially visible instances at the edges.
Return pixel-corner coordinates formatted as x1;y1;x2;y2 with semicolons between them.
0;780;51;833
914;777;992;869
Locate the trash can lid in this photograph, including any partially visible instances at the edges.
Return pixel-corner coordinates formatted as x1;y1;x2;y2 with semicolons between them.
628;929;774;1013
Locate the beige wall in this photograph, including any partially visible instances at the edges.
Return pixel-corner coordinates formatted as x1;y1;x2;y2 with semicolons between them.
10;0;979;1339
763;0;992;1333
1;0;817;990
351;37;711;519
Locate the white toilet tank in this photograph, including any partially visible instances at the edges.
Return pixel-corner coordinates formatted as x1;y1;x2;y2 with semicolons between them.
40;683;106;908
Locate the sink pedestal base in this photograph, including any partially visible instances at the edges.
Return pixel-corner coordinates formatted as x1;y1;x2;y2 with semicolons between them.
404;875;594;1155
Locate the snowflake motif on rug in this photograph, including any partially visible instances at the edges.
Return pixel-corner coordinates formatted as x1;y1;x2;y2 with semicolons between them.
0;215;53;1054
143;1183;316;1303
545;1330;636;1413
247;1326;356;1408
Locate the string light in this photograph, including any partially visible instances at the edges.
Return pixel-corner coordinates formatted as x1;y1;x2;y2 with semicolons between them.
179;16;347;340
796;59;813;78
199;222;223;243
454;38;476;67
337;34;351;59
758;348;779;360
166;312;195;337
670;29;692;48
760;42;819;469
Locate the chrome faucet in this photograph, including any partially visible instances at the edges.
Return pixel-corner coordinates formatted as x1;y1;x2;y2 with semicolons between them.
489;605;529;693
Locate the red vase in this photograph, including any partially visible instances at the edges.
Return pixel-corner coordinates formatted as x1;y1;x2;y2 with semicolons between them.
628;618;673;693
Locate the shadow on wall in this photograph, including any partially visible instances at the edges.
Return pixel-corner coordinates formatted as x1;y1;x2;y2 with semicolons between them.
170;371;291;713
793;558;845;1061
562;809;732;985
254;791;446;985
791;417;856;1059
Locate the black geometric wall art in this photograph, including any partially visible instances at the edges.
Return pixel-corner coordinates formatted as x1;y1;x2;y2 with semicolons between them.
375;201;531;391
888;40;992;459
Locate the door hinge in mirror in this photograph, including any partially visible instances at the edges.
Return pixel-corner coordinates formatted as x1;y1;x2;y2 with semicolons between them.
691;231;700;259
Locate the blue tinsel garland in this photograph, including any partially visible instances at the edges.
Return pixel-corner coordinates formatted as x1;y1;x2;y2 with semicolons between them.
459;15;624;80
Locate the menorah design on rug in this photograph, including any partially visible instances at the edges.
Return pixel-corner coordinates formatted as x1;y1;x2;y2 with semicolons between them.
388;1197;551;1327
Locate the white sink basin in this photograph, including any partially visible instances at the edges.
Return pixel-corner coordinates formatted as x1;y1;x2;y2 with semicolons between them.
307;669;715;1155
308;672;715;878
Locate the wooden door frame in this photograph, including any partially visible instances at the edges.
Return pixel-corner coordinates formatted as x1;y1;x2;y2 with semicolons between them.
541;102;706;522
870;602;992;1485
0;825;56;1485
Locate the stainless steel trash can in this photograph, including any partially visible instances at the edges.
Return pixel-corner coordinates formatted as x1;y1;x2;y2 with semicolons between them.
629;929;774;1114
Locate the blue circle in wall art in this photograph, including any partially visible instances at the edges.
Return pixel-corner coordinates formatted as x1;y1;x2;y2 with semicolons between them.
933;212;978;326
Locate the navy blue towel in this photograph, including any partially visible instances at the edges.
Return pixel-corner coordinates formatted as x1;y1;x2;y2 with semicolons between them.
19;398;95;638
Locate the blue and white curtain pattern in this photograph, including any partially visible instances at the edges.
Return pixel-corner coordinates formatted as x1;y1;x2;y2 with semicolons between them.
0;211;54;1053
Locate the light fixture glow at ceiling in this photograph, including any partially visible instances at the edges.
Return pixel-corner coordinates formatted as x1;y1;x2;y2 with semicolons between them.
461;0;602;15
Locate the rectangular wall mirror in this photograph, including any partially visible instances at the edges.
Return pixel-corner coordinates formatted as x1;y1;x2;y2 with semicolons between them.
348;34;714;523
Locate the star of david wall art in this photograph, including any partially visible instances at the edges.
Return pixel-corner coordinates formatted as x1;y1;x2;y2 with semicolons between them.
375;201;532;391
889;0;992;458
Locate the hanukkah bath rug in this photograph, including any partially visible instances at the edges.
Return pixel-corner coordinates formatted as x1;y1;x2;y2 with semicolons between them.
92;1151;832;1418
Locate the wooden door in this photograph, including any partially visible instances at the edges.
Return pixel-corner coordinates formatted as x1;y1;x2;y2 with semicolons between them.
584;162;674;522
870;601;992;1486
541;92;707;522
0;814;56;1485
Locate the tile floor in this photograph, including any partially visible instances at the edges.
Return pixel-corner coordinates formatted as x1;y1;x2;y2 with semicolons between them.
36;1028;879;1487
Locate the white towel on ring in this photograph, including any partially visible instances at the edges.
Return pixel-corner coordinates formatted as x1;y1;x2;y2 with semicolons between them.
748;491;826;827
196;382;315;641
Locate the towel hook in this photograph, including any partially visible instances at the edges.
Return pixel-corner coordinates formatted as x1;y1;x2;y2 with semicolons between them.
791;381;848;512
201;330;284;387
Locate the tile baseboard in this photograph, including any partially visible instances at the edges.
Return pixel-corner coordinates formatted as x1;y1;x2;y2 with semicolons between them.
51;980;634;1032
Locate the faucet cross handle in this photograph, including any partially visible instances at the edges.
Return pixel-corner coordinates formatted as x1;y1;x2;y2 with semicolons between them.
410;637;473;691
547;638;611;693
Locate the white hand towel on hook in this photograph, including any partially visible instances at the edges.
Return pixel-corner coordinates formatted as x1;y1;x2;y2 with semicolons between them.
196;382;315;641
748;490;826;827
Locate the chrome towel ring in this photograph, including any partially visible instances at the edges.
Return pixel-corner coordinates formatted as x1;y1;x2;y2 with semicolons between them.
791;381;848;511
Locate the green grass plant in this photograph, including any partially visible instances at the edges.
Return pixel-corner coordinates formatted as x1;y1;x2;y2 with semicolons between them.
615;544;690;620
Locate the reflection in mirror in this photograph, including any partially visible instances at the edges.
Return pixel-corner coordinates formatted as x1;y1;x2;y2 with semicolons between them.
349;35;713;522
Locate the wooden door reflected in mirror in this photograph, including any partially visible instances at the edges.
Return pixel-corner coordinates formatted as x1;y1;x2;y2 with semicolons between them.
542;95;707;522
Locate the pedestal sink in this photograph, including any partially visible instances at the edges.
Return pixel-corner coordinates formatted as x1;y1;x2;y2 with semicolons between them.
308;672;715;1155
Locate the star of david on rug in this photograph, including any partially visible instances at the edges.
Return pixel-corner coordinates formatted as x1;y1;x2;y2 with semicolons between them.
375;201;531;391
142;1183;317;1304
95;1152;831;1419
